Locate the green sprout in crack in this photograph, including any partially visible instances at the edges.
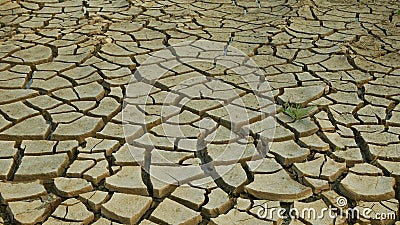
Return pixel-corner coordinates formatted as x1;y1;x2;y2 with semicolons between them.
282;102;313;121
334;146;342;152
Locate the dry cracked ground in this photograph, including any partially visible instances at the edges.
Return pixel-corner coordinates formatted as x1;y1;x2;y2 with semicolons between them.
0;0;400;224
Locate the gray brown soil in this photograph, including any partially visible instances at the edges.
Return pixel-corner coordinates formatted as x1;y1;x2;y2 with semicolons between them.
0;0;399;224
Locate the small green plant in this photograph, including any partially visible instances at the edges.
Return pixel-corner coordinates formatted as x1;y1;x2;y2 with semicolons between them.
282;103;312;121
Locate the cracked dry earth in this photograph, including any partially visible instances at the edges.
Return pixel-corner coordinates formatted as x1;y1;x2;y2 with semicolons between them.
0;0;400;224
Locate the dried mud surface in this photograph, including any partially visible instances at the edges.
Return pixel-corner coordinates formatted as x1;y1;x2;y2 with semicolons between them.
0;0;400;224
